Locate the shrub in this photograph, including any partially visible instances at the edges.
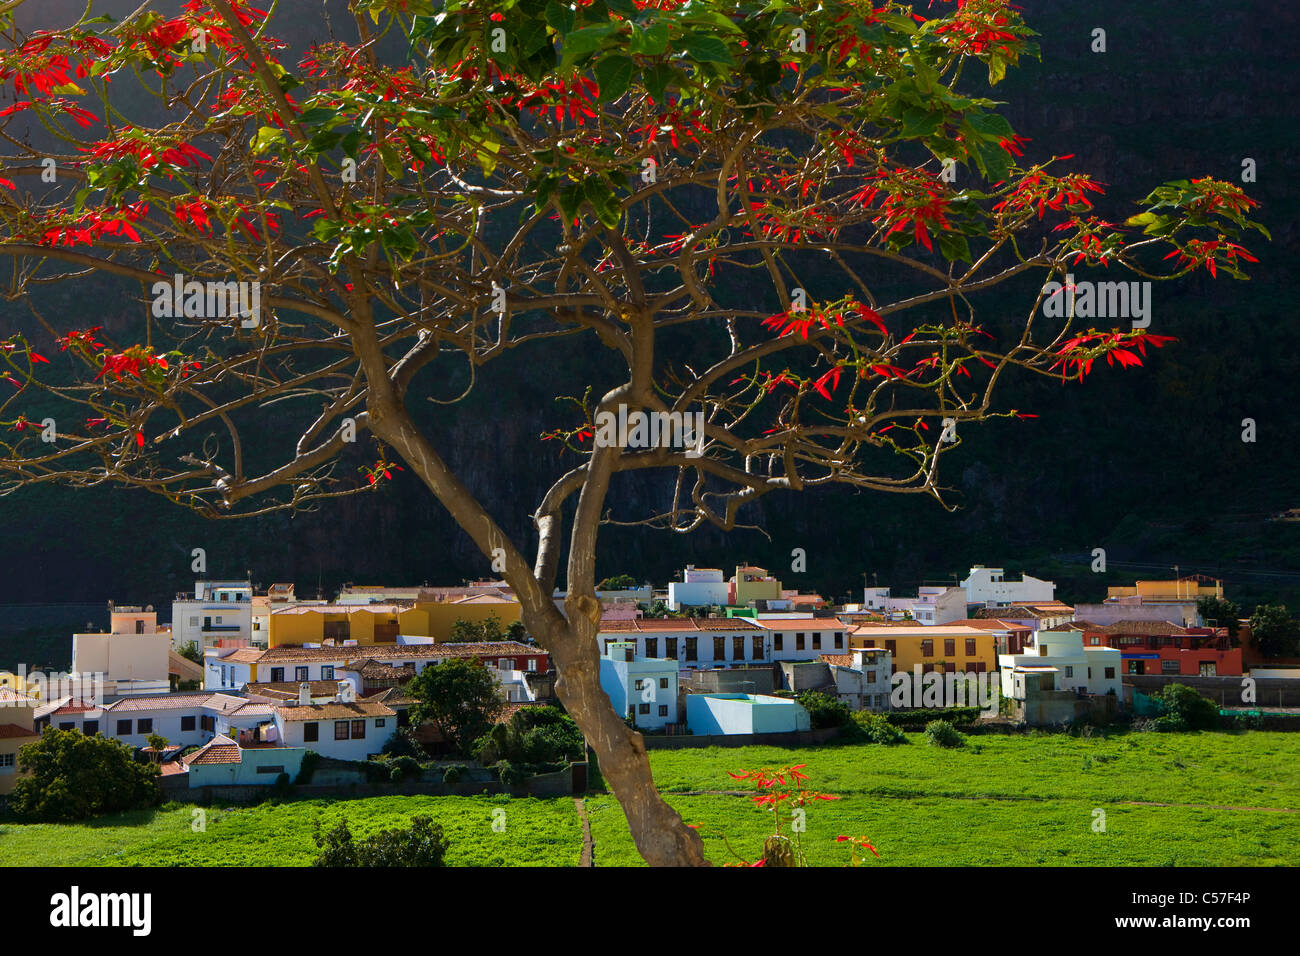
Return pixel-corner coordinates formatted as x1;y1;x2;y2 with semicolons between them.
442;764;466;784
473;707;584;766
312;815;449;867
924;719;966;748
294;751;320;785
885;706;981;729
795;691;852;729
381;727;429;760
1157;684;1219;731
388;755;422;781
854;712;908;745
10;728;161;822
497;760;528;788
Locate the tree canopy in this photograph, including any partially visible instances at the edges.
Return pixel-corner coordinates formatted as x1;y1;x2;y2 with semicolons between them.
0;0;1265;864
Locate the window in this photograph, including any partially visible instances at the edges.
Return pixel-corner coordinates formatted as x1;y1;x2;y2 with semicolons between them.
633;679;646;692
795;633;806;651
527;658;538;672
1064;666;1074;678
638;703;650;715
351;720;366;739
659;678;669;689
966;638;977;657
0;753;13;769
862;639;875;649
812;633;822;650
1162;659;1180;674
773;634;784;651
834;632;844;649
752;636;764;660
604;640;614;654
295;666;309;682
944;639;955;656
189;616;199;627
255;765;285;775
921;640;933;658
1199;662;1217;677
1104;667;1115;679
181;716;196;732
321;666;334;680
713;636;725;660
376;719;386;728
270;667;285;683
866;671;876;683
733;636;745;660
116;719;132;735
944;662;956;673
59;722;74;731
304;723;319;742
885;639;896;653
84;720;98;735
646;638;658;658
685;637;697;661
666;638;678;658
334;721;349;740
658;705;668;717
200;715;215;733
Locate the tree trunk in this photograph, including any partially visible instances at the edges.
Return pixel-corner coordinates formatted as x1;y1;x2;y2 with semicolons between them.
531;607;710;867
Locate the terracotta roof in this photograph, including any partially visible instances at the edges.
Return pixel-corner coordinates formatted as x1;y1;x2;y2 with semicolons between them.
1088;620;1189;636
276;700;396;721
245;680;342;698
35;697;103;719
261;640;539;664
748;619;845;631
952;618;1030;631
106;693;220;713
363;687;417;706
1044;621;1090;631
183;735;242;766
224;701;277;717
159;760;189;776
599;617;764;633
356;660;416;680
0;687;37;705
217;647;265;664
451;594;517;605
820;654;854;667
270;603;408;615
0;723;38;739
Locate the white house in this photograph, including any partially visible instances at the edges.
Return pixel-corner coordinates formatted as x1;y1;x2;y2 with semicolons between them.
599;641;679;730
272;683;397;760
961;566;1056;607
859;586;968;624
172;580;255;650
998;629;1122;702
180;735;307;787
667;566;730;611
824;647;893;711
685;694;811;735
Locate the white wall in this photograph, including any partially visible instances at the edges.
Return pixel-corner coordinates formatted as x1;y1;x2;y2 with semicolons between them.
667;581;730;610
274;712;396;760
962;567;1055;607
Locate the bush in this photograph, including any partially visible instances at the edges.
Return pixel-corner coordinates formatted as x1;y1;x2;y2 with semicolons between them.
313;815;449;867
388;755;422;781
854;712;908;745
795;691;852;729
381;727;428;761
924;719;966;748
294;751;320;785
473;707;585;766
1157;684;1219;731
10;728;161;822
885;706;981;729
442;764;467;784
497;760;528;788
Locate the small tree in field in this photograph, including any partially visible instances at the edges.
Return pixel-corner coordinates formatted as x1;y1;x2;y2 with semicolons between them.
12;727;160;822
0;1;1264;864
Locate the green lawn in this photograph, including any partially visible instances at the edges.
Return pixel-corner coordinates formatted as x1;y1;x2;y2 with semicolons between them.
0;794;582;867
587;731;1300;866
3;730;1296;866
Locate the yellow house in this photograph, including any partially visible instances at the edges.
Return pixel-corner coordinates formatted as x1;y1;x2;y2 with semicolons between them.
849;624;997;675
417;594;522;641
731;566;783;606
1106;577;1223;602
0;670;41;700
268;603;430;648
0;687;40;795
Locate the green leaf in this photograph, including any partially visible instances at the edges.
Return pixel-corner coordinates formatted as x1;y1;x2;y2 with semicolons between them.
644;63;675;103
251;126;285;155
988;55;1007;86
558;182;583;222
937;231;972;264
545;0;575;35
630;20;670;55
682;33;733;66
604;0;638;16
595;54;635;102
562;22;618;60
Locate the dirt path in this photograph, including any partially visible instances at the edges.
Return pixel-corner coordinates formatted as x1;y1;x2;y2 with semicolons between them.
574;797;593;867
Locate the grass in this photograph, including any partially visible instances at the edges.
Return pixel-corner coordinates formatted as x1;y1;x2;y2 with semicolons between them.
586;731;1300;866
0;794;582;867
3;730;1296;866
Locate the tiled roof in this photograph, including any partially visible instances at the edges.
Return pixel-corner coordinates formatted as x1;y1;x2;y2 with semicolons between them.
819;654;854;667
270;603;409;615
260;640;539;664
246;680;342;697
276;700;396;721
1044;621;1090;631
748;619;845;631
218;648;265;664
356;660;416;680
1089;620;1189;636
34;697;103;719
451;594;517;605
0;687;37;705
0;723;38;739
952;618;1032;631
363;687;416;706
106;693;220;713
183;735;242;766
599;617;764;633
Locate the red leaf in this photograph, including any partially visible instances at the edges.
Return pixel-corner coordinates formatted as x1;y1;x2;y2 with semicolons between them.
134;431;144;447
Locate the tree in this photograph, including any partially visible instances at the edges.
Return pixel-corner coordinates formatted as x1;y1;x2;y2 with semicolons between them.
178;641;205;666
145;732;170;757
312;814;449;867
473;703;584;765
407;657;505;756
506;620;528;643
448;615;506;643
11;727;160;822
0;1;1264;865
597;573;638;590
1196;596;1240;644
1248;605;1300;660
1155;683;1219;731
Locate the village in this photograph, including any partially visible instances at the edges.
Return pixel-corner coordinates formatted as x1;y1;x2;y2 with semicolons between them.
2;563;1292;802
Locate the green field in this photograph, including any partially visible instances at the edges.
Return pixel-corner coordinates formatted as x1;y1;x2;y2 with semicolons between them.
0;795;582;867
2;731;1297;866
